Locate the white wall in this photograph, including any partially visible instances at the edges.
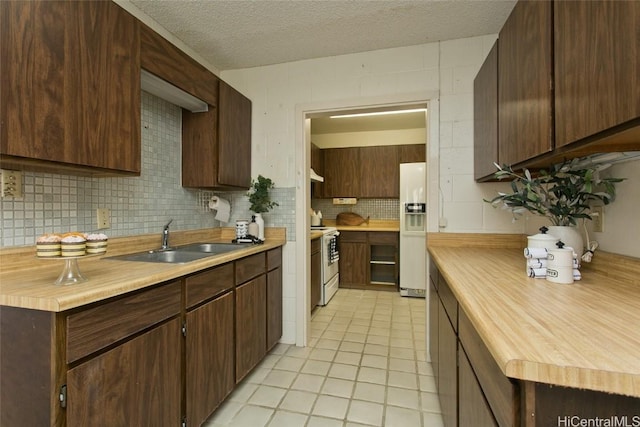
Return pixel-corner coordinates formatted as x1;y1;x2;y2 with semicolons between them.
221;35;519;344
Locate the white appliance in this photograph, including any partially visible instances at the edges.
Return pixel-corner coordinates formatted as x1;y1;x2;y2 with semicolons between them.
312;226;340;305
399;162;427;297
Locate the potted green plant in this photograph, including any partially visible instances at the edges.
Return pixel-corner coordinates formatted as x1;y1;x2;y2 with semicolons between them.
247;175;278;239
485;159;624;258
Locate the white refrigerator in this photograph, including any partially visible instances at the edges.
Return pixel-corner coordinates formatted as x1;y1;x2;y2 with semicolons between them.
399;162;426;297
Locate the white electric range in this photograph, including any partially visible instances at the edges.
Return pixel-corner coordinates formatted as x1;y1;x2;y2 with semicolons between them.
311;226;340;305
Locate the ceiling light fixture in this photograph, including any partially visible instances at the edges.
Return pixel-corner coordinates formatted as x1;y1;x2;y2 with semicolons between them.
330;108;427;119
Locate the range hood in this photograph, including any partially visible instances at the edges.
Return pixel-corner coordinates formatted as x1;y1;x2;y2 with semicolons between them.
310;168;324;182
141;69;209;113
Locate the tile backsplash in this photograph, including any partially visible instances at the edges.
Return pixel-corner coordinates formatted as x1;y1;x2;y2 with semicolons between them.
311;198;400;221
0;92;295;247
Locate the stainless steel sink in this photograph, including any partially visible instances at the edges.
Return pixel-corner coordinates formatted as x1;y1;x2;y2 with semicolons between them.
177;242;251;254
107;242;252;264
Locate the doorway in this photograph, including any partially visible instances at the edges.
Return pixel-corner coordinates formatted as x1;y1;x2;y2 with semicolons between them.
294;92;440;348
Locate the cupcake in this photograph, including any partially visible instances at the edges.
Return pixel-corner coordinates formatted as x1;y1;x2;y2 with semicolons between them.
61;233;87;257
86;233;108;254
36;234;62;258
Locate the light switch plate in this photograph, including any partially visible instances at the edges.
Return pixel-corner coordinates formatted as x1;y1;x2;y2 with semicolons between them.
592;206;604;232
1;169;23;198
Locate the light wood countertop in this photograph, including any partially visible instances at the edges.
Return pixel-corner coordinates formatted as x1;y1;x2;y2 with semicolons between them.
428;234;640;398
0;228;286;312
310;230;323;240
323;219;399;232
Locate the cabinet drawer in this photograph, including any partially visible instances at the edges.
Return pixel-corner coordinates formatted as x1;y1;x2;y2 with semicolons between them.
236;253;266;285
267;247;282;271
438;273;458;332
339;231;367;243
368;231;398;245
459;309;519;427
185;263;234;309
66;281;181;363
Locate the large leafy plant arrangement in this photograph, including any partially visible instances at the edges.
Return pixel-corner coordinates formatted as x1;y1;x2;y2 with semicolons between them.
486;159;624;226
247;175;279;213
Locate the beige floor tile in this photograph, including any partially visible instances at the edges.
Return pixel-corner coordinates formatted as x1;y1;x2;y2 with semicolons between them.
352;382;386;404
418;375;437;393
267;410;308;427
423;410;446;426
321;377;355;398
389;357;417;373
361;354;388;369
316;338;341;350
309;348;337;361
248;385;286;408
343;332;367;343
204;400;243;425
307;415;344;427
363;343;389;356
261;370;297;388
333;351;362;366
228;382;257;403
228;405;274;427
384;405;422;427
347;400;384;426
273;356;306;372
357;367;387;385
301;359;332;376
421;391;442;413
328;362;358;380
386;386;420;410
312;395;349;419
388;371;418;390
340;341;365;353
279;389;318;413
291;373;325;393
390;347;415;360
321;330;346;341
286;345;314;359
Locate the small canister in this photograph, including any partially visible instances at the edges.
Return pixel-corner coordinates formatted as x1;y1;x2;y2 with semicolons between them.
546;241;574;284
235;220;249;239
527;226;558;250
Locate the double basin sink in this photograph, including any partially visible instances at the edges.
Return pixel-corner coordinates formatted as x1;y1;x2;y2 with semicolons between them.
108;242;252;264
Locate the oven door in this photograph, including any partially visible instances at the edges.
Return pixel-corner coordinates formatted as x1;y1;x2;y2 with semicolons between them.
322;233;340;281
321;273;339;305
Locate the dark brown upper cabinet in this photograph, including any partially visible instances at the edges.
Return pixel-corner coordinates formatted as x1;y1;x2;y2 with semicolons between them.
473;41;499;181
1;0;141;175
498;0;553;167
182;81;252;190
554;0;640;149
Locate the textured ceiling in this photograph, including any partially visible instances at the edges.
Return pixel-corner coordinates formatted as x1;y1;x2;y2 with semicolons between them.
129;0;516;71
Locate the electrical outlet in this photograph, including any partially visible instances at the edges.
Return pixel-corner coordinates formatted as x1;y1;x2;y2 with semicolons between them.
96;208;111;229
592;206;604;232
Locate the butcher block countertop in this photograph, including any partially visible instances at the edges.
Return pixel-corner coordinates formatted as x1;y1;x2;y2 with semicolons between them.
324;219;399;232
428;233;640;398
0;228;286;312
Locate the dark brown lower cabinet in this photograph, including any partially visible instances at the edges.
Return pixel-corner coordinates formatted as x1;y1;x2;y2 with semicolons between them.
431;262;640;427
310;237;322;312
186;291;235;426
67;318;182;426
267;269;283;351
235;275;267;382
438;300;458;427
459;349;498;427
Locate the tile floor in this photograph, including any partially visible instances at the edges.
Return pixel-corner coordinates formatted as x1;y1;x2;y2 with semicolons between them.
204;289;444;427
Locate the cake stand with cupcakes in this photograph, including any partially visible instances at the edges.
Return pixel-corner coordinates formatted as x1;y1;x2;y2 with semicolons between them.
36;232;108;285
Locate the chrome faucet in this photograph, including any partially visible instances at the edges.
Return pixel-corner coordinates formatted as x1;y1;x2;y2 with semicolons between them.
161;219;173;250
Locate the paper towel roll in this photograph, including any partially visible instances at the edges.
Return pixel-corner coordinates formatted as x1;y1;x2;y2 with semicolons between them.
209;196;230;223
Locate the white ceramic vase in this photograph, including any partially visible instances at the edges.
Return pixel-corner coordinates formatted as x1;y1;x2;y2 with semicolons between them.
254;213;265;240
548;225;583;263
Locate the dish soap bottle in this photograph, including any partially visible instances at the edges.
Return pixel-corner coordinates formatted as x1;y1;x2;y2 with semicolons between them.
248;215;259;237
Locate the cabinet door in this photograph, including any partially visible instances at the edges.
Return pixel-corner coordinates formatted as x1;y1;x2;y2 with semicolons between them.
498;0;553;166
1;1;141;174
438;300;457;427
474;41;499;180
311;241;322;311
398;144;426;163
554;1;640;147
267;267;283;351
338;232;369;287
218;81;252;188
459;349;498;427
322;147;360;197
67;318;182;427
311;143;325;198
428;278;439;388
235;275;267;382
359;146;399;198
186;292;235;427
